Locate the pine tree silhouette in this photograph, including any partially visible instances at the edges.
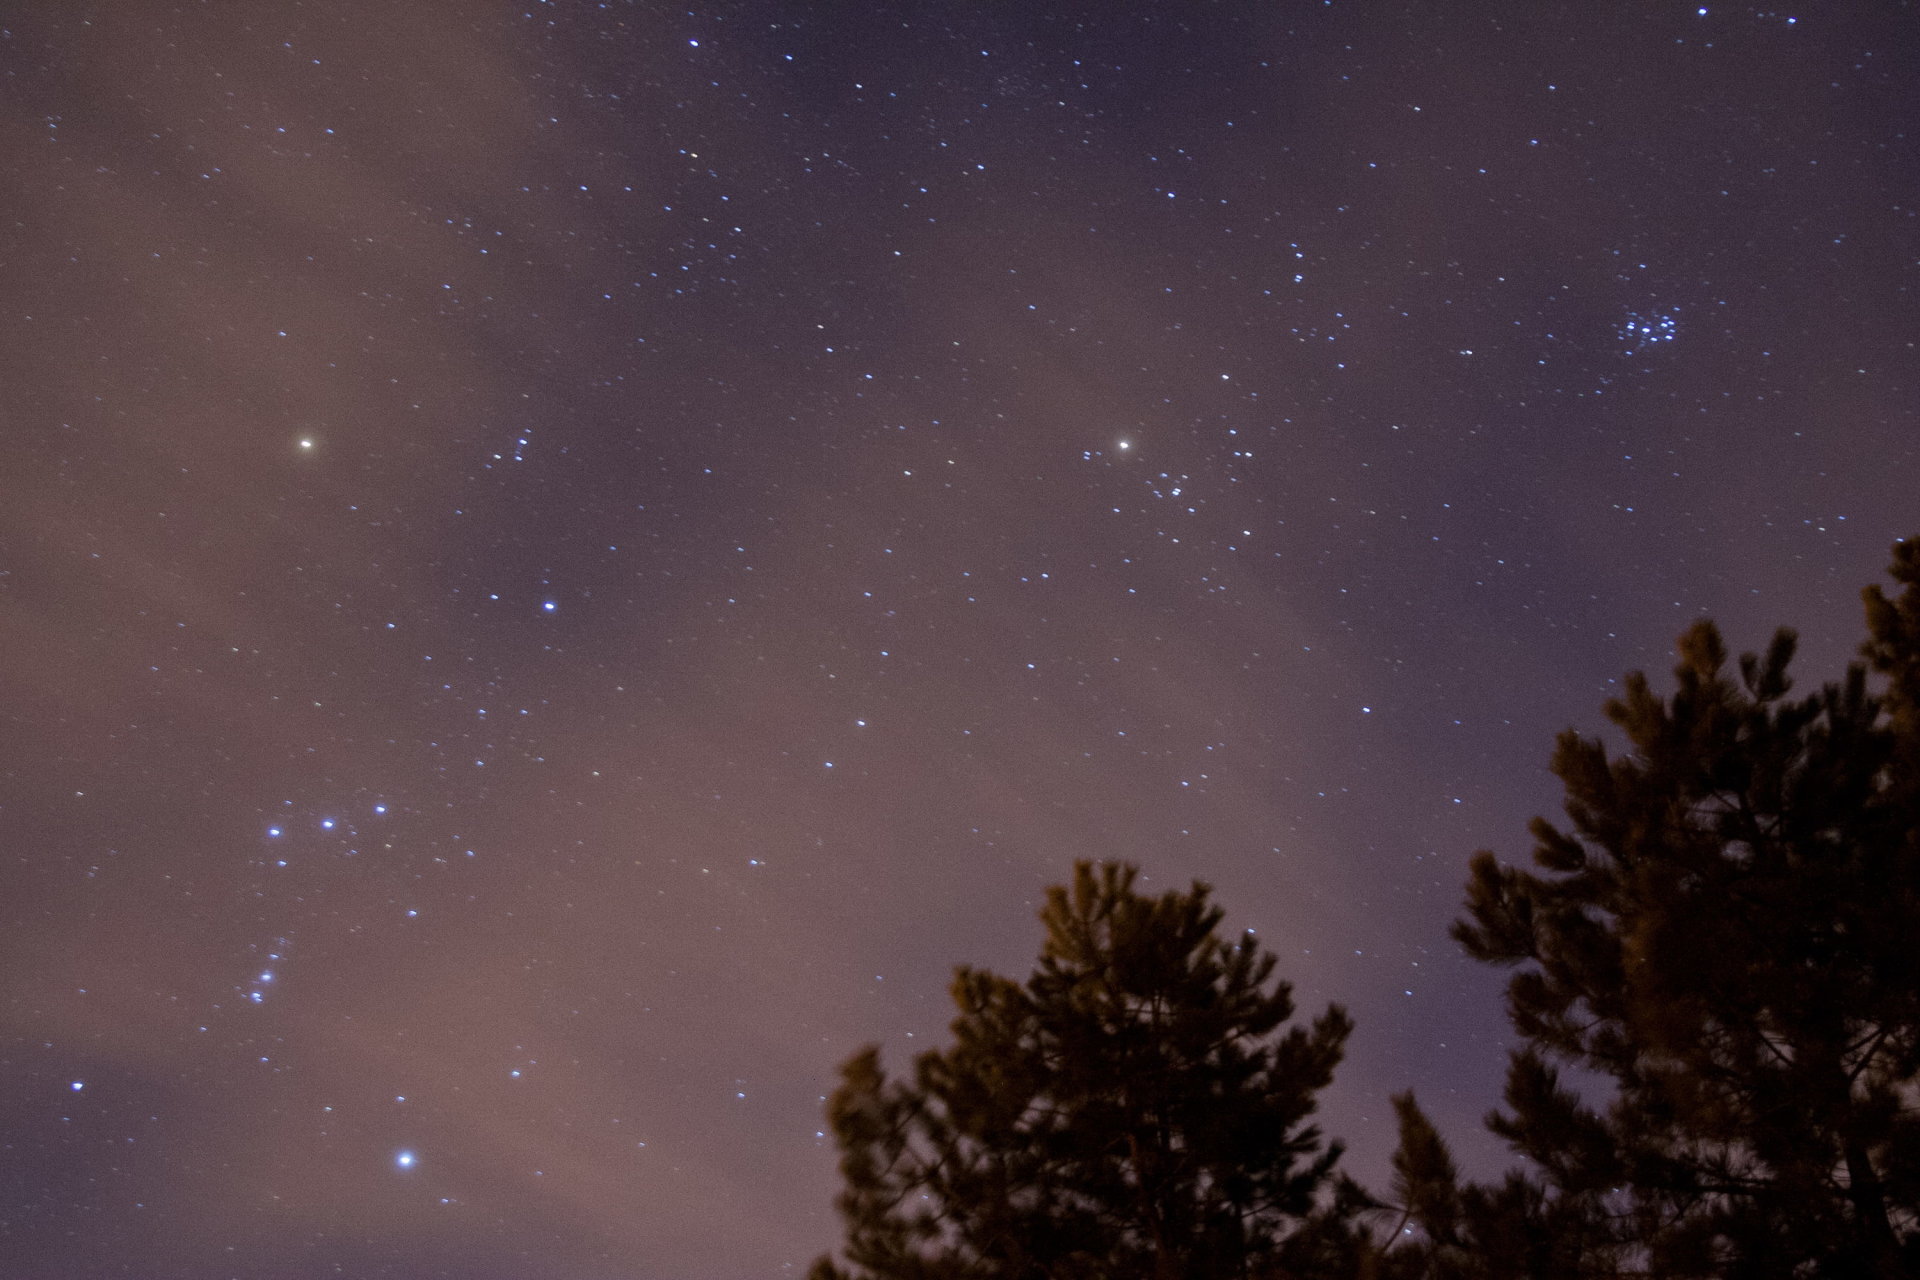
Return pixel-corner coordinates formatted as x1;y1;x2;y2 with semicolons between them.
811;861;1360;1280
1387;540;1920;1279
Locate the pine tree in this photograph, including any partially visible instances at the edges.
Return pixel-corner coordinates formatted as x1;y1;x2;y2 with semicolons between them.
1411;541;1920;1278
809;861;1358;1280
1372;1091;1614;1280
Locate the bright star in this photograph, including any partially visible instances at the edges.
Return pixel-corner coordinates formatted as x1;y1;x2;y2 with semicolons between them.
396;1150;416;1169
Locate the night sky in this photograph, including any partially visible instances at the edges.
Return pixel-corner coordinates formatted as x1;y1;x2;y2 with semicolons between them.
3;2;1916;1275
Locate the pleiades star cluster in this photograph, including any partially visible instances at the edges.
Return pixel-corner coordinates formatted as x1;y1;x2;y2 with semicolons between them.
2;3;1914;1276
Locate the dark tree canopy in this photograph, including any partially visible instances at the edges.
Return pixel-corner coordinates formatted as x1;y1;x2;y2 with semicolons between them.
810;861;1357;1280
813;542;1920;1280
1389;541;1920;1279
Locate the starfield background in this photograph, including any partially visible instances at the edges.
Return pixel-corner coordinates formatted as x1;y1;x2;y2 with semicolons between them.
2;2;1915;1276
